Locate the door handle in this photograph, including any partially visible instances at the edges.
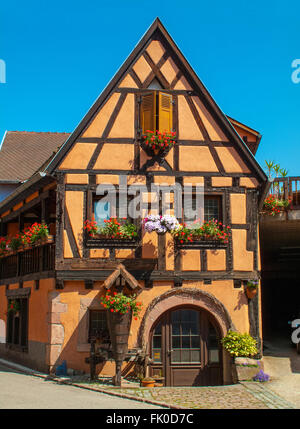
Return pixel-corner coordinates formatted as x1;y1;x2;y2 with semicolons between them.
168;349;174;354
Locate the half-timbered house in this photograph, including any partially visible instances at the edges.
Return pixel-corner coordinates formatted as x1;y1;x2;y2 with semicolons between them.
0;18;268;386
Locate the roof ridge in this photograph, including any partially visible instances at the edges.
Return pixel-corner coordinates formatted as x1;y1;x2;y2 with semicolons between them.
6;130;71;135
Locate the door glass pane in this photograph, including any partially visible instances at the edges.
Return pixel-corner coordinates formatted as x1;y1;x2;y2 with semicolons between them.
182;336;190;348
171;309;200;363
172;336;180;348
208;321;220;363
152;321;162;363
181;349;190;362
191;350;201;362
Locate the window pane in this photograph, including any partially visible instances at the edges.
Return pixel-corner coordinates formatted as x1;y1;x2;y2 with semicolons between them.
152;349;162;363
182;336;190;348
204;198;220;221
191;350;201;362
209;349;220;363
181;349;190;362
172;350;180;362
153;336;161;348
94;201;110;226
191;336;200;348
172;336;180;348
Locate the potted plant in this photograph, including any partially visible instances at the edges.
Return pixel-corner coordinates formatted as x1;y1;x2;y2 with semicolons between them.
172;219;231;244
262;194;291;216
141;130;176;156
142;215;180;235
22;223;50;246
84;218;138;241
221;330;260;382
245;280;259;299
8;299;20;316
141;377;155;388
8;235;23;253
100;290;142;386
152;371;164;387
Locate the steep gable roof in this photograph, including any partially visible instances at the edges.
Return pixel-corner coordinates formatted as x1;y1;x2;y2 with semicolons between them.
44;18;268;188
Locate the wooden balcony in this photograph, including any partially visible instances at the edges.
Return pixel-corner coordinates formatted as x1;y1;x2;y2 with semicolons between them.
269;176;300;209
0;242;55;281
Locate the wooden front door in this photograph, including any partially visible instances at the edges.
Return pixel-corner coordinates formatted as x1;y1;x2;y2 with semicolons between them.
149;307;222;386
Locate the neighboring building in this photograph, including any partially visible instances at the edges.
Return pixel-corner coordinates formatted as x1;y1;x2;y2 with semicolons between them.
0;19;268;386
0;131;70;202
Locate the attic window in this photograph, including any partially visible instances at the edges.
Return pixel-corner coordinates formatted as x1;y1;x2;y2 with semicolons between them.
147;78;163;90
140;91;173;134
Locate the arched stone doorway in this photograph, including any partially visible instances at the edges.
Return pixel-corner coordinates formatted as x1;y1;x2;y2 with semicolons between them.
138;288;235;386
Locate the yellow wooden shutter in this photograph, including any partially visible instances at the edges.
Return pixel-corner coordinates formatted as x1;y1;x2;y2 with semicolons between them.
158;92;173;133
140;92;156;134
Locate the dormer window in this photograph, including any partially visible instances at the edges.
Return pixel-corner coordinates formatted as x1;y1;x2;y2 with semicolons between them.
140;91;173;135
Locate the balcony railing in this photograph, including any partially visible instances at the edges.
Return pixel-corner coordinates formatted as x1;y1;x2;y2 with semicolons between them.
0;242;55;280
269;176;300;209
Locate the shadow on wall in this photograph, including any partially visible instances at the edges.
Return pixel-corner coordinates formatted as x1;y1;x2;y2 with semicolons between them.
48;288;136;379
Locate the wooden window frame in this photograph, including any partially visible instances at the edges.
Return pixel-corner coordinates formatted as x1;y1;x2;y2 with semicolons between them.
139;90;174;135
6;296;29;352
88;309;110;344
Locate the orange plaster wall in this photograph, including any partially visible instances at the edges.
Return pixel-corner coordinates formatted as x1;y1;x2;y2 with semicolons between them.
132;55;152;84
206;250;226;271
90;249;109;258
214;147;251;173
65;174;89;184
142;231;158;258
59;143;98;170
192;96;228;141
240;177;259;188
232;229;254;271
82;92;121;138
146;40;165;64
165;233;174;270
230;194;246;224
178;95;204;140
118;74;138;89
179;146;218;172
65;191;84;257
160;57;179;84
180;250;201;271
29;279;55;343
93;144;134;170
211;177;232;187
108;94;135;138
182;280;249;333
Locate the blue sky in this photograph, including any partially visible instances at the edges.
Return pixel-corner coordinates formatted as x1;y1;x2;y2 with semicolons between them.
0;0;300;175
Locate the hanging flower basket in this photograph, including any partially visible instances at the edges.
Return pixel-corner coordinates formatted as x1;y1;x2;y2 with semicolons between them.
246;280;259;299
101;291;142;386
141;130;176;157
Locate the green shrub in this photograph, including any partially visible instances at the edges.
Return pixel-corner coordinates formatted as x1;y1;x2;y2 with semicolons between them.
221;330;258;357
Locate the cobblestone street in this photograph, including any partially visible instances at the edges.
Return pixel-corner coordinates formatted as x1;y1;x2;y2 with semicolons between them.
0;358;297;409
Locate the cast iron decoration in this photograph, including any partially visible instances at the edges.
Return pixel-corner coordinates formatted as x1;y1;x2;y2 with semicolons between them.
100;291;142;386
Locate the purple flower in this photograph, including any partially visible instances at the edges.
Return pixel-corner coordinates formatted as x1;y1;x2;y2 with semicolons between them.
253;370;270;382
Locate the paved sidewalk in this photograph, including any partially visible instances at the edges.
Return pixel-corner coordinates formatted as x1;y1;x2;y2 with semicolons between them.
0;358;296;409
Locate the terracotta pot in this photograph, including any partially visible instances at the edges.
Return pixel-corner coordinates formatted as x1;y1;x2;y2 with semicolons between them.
141;380;155;388
246;287;257;299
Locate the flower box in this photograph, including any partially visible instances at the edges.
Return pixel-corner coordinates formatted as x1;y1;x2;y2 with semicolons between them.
141;130;176;158
233;358;261;382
